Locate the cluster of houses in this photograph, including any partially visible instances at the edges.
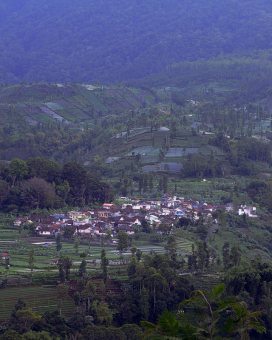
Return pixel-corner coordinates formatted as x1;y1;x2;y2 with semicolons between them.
13;194;257;240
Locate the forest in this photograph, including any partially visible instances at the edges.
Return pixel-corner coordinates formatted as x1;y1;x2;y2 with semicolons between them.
1;0;272;84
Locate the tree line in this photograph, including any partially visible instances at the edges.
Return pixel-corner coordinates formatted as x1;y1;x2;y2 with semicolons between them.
0;157;114;213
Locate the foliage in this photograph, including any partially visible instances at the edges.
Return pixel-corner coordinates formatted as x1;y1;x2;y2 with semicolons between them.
117;231;128;254
141;284;266;339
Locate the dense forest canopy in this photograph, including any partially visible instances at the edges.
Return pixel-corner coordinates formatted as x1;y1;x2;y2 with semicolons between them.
1;0;272;84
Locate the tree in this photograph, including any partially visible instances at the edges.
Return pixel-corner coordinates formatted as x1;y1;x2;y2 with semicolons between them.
28;249;35;280
56;283;69;315
1;330;22;340
101;248;109;283
9;158;28;186
230;243;241;267
224;302;266;340
141;284;266;340
117;231;128;254
15;309;42;332
136;249;142;262
121;324;143;340
64;256;73;281
79;258;87;276
56;180;70;204
197;240;209;272
22;331;52;339
0;179;9;206
127;254;137;278
27;157;61;183
62;161;87;203
20;177;56;209
105;229;112;246
140;287;150;321
57;256;65;283
56;233;62;252
63;228;74;240
163;174;168;193
141;219;151;233
145;272;167;313
81;281;96;313
222;242;230;270
74;291;81;310
165;236;177;261
74;238;80;255
96;302;113;326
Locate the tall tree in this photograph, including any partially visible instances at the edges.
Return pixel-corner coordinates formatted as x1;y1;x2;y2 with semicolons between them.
56;233;62;253
74;238;80;256
222;242;230;270
101;248;109;284
117;231;128;255
56;283;68;315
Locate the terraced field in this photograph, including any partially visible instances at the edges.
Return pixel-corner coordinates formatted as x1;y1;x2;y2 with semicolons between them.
137;245;165;254
175;238;194;253
0;286;76;322
136;238;193;255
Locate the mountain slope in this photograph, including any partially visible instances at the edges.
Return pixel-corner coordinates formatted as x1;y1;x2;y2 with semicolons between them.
1;0;272;83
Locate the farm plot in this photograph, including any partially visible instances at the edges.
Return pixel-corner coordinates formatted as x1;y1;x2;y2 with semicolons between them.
141;162;182;173
46;102;63;110
141;149;160;164
165;148;184;158
208;146;225;156
162;162;182;172
74;94;90;107
81;91;108;113
57;110;77;122
55;98;76;109
125;146;153;157
24;116;38;125
175;238;194;253
137;245;165;254
0;286;76;322
183;148;199;156
128;129;150;139
198;145;212;156
0;240;18;253
67;109;91;121
40;107;63;120
119;101;134;110
122;93;143;107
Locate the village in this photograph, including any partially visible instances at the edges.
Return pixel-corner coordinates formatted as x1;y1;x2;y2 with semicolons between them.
13;194;257;242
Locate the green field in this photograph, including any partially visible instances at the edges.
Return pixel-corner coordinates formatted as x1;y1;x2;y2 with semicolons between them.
0;286;76;321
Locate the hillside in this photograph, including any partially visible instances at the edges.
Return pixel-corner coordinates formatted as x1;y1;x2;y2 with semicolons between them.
1;0;272;84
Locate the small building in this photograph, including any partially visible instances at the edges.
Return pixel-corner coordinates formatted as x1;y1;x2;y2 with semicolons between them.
103;203;115;209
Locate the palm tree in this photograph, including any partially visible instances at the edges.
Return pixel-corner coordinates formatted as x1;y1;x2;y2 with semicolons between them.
224;302;266;340
141;284;266;340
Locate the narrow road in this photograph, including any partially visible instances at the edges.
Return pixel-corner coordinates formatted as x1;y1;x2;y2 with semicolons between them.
205;223;217;243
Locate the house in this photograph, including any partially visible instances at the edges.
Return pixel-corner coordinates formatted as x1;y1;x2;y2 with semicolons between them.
96;209;112;218
103;203;115;209
238;206;257;217
116;225;135;235
37;227;52;236
0;253;9;259
14;218;27;226
68;211;87;221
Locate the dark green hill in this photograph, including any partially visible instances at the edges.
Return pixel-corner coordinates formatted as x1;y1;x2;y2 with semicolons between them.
1;0;272;84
